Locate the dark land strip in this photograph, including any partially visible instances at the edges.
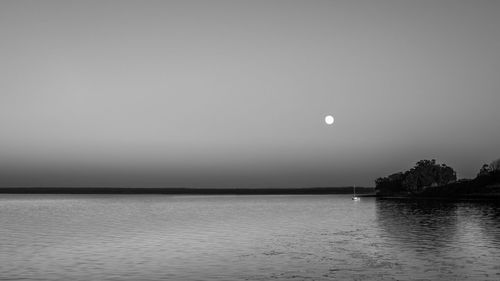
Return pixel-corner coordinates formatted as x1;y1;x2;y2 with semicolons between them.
0;187;375;195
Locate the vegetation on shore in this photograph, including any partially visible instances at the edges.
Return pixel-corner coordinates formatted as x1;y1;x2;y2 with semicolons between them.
375;158;500;198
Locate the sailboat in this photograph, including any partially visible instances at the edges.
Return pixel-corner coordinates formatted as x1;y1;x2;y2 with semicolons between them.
352;185;360;201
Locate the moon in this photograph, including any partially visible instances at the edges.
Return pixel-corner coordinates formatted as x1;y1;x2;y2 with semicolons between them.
325;115;335;125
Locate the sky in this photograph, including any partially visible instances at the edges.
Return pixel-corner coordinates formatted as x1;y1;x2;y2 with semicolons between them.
0;0;499;188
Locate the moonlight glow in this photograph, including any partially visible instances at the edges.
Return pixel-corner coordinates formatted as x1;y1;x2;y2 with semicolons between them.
325;115;334;125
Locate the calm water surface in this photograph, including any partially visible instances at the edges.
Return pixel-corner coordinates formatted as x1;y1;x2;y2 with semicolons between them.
1;195;499;280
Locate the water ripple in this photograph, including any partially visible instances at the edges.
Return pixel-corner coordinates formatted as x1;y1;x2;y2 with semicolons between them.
0;195;499;280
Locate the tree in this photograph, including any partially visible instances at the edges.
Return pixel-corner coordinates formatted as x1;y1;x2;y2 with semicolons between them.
375;172;405;195
402;160;456;194
478;164;490;177
375;159;457;195
489;158;500;171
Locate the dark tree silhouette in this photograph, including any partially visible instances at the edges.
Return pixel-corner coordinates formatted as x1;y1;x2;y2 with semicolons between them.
478;164;491;177
402;160;456;194
375;172;405;195
375;159;456;195
489;158;500;171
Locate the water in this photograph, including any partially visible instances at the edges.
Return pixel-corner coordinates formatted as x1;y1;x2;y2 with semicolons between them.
1;195;499;281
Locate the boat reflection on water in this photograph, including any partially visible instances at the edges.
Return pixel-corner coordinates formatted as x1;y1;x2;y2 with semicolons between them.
352;185;360;201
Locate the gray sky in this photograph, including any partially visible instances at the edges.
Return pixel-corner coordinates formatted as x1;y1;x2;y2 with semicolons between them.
1;0;499;187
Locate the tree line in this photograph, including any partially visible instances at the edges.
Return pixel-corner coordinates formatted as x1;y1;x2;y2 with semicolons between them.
375;158;500;196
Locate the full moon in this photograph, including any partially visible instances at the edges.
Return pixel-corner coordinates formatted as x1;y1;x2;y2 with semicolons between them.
325;115;335;125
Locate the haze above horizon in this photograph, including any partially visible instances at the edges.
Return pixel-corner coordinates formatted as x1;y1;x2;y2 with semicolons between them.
1;0;499;188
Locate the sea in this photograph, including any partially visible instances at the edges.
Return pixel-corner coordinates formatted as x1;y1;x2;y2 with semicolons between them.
1;194;499;280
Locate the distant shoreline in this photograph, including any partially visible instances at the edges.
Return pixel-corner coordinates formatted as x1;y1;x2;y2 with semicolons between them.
0;187;375;195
